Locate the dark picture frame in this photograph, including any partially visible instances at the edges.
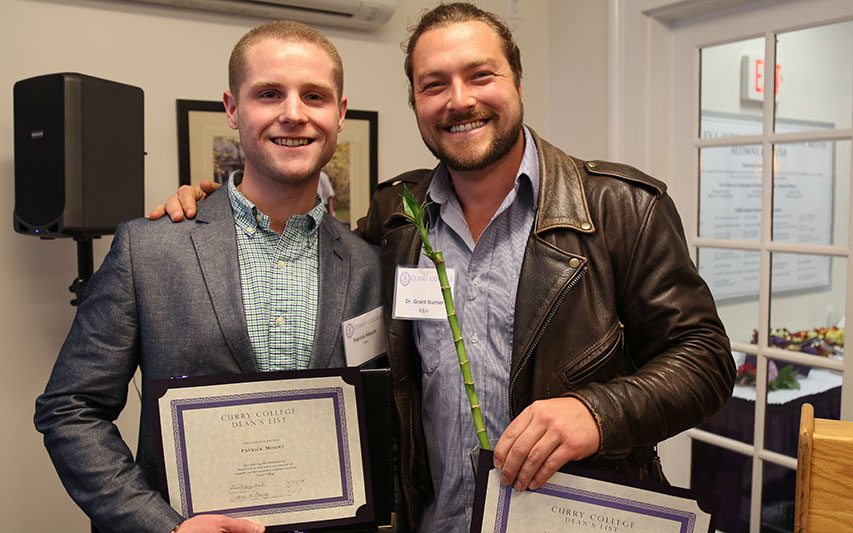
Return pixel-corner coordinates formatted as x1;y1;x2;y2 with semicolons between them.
147;367;384;531
176;99;378;228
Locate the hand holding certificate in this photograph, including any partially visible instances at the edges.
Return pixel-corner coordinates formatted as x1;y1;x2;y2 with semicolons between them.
150;368;374;532
472;450;718;533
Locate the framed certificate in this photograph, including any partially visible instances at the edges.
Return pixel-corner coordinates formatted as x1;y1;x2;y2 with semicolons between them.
149;368;374;532
471;450;718;533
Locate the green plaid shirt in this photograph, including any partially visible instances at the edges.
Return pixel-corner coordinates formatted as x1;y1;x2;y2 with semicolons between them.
227;173;324;371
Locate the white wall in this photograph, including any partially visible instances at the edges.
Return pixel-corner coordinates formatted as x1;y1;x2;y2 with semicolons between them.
546;0;609;160
0;0;582;530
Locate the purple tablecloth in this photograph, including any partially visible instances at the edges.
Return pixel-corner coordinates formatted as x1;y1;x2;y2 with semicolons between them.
691;387;841;533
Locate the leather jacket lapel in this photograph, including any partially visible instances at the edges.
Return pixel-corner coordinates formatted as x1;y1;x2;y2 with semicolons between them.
512;237;587;382
530;129;595;233
510;131;594;408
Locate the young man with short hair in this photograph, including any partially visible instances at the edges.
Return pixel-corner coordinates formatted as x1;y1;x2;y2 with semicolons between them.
35;21;382;533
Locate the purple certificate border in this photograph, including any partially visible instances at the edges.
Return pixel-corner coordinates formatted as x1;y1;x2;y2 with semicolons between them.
492;481;697;533
168;386;355;519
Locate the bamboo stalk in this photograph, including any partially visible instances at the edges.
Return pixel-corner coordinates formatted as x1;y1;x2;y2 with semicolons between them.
401;186;491;450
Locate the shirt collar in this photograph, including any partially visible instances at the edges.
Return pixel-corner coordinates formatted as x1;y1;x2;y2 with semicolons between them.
425;125;540;222
227;171;325;237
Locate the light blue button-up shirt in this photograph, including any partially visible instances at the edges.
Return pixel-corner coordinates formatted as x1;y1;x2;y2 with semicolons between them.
415;127;540;531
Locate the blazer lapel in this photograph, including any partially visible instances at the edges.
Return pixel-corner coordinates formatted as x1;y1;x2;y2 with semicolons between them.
310;217;347;369
191;190;257;373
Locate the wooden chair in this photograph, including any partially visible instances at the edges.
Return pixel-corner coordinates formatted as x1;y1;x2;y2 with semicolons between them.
795;402;853;532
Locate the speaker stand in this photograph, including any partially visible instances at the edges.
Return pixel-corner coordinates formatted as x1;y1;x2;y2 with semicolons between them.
70;236;95;306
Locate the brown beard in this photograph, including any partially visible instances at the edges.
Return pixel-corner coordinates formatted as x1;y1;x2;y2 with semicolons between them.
425;106;524;172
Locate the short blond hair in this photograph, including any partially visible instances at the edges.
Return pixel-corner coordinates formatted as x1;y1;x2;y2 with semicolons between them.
229;20;344;100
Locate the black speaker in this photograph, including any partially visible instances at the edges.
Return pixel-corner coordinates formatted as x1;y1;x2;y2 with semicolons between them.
13;73;144;237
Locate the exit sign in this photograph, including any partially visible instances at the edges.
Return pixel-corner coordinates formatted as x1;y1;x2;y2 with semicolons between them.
741;55;783;102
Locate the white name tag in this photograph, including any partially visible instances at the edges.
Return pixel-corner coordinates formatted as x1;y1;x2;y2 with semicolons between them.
342;306;387;367
392;266;456;321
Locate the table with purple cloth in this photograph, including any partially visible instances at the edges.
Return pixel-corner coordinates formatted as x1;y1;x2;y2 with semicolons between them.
691;366;842;533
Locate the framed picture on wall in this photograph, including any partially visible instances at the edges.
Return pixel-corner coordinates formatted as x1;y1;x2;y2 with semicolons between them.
176;100;378;229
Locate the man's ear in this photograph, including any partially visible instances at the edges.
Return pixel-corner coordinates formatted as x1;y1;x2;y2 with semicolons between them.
224;90;239;130
517;82;523;106
337;95;348;133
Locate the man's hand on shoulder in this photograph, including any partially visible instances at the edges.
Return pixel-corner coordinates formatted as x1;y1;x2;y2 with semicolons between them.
493;397;601;492
148;180;222;221
173;514;264;533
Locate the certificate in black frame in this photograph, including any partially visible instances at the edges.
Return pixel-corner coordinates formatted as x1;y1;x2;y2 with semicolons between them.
148;367;392;532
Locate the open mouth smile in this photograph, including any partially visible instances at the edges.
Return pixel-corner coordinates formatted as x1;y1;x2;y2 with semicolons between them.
272;137;313;147
446;119;487;134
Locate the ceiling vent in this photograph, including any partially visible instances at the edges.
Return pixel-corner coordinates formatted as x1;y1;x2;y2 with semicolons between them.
126;0;397;31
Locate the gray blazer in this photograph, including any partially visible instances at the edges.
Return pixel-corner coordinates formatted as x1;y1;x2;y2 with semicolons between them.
34;189;382;532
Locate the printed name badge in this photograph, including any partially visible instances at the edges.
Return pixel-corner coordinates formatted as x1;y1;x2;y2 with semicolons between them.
392;266;456;321
342;306;387;367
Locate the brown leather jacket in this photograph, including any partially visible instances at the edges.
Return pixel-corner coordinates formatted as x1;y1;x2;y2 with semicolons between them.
357;129;734;528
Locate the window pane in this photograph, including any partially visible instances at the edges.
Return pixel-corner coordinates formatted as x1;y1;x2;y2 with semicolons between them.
762;462;796;533
699;145;763;241
698;247;760;345
770;253;846;342
700;37;765;138
775;20;853;132
691;442;751;533
772;140;850;247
